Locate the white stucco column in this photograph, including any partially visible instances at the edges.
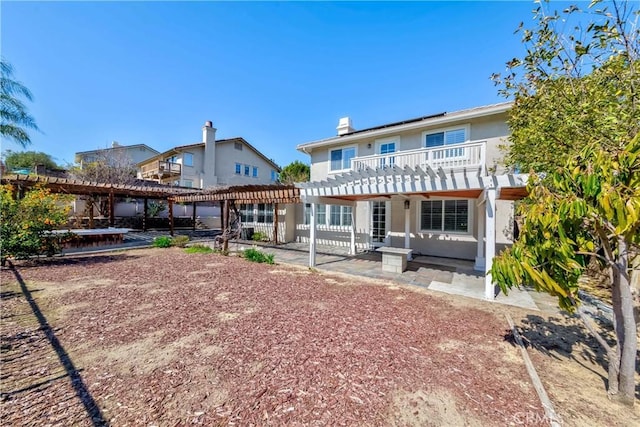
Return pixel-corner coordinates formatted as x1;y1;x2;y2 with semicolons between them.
309;202;317;267
404;200;412;260
349;204;356;255
474;199;485;271
484;187;497;300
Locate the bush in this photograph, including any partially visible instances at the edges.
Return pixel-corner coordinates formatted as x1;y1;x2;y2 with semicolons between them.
242;247;274;264
152;236;172;248
171;235;190;248
184;244;213;254
252;231;269;242
0;184;73;264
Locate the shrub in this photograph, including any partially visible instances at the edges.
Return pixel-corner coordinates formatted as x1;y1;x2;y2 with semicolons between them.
0;184;73;264
184;244;213;254
242;247;274;264
171;235;190;248
252;231;269;242
152;236;172;248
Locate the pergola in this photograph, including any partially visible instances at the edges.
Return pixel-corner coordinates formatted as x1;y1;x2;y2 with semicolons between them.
1;174;198;230
297;165;529;301
170;184;300;247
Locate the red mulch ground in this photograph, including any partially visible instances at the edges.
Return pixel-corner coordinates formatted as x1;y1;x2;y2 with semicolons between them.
1;248;548;426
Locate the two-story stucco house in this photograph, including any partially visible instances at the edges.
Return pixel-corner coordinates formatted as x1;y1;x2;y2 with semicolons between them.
138;121;280;189
295;102;528;299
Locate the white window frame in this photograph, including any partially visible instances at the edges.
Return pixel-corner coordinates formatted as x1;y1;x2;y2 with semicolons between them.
422;124;470;147
182;179;193;188
183;152;194;167
417;198;473;235
328;145;357;173
375;136;399;168
271;170;279;182
303;204;351;227
235;163;242;175
244;165;250;176
252;166;258;178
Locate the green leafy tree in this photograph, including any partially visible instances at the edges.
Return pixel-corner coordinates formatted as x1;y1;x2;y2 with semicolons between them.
278;160;310;184
2;150;59;172
0;59;39;147
0;185;74;265
492;0;639;405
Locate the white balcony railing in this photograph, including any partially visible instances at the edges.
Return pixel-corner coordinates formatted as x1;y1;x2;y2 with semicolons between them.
351;141;486;174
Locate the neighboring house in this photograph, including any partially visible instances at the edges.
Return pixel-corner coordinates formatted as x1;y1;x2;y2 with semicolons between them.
75;142;160;169
137;121;280;189
295;102;528;295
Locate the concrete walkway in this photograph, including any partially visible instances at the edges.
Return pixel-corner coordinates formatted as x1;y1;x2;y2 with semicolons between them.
230;241;559;312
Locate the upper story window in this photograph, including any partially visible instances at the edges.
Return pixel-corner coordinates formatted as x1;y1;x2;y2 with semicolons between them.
329;146;356;172
234;142;243;151
235;163;242;174
183;153;193;167
252;166;258;178
424;126;468;148
167;155;177;163
244;165;250;176
270;170;279;182
375;137;398;168
420;199;470;233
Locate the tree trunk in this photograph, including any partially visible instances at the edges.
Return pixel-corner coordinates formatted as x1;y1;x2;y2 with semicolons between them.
609;239;637;406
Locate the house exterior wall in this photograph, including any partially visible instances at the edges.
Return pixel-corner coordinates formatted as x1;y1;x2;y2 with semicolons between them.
298;105;517;261
215;142;279;186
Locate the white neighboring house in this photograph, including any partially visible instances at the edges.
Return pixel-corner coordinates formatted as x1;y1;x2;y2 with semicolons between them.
295;102;528;299
137;121;280;189
75;142;160;169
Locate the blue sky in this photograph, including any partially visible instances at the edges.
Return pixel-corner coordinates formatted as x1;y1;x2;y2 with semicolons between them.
3;1;550;168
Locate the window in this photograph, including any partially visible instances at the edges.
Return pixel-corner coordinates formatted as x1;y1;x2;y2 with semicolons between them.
330;146;356;172
183;180;193;188
271;170;278;182
420;200;469;233
424;127;468;159
244;165;250;176
234;142;243;151
252;166;258;178
183;153;193;167
239;204;254;222
376;138;397;168
167;155;177;163
304;204;351;226
235;163;242;174
330;205;352;226
257;203;274;223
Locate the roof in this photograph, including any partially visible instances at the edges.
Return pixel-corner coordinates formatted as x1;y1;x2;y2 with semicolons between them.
297;102;513;153
1;174;199;199
75;143;160;158
171;183;299;204
138;137;281;171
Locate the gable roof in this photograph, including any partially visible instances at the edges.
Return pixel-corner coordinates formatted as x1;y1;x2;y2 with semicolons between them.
75;143;159;159
138;137;280;171
297;102;512;153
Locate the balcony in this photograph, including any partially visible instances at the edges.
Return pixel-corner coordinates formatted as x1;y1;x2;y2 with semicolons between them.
351;141;486;174
140;160;181;180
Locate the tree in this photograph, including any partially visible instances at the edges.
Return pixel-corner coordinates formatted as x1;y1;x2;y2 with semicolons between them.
0;185;74;265
2;150;59;172
0;59;39;147
279;160;310;184
491;0;639;405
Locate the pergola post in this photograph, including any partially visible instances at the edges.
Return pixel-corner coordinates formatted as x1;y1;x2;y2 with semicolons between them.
309;202;317;267
273;203;279;244
404;199;411;260
349;203;356;256
484;187;497;300
475;198;486;271
168;198;174;236
192;202;197;231
108;190;115;227
143;198;148;231
223;199;230;252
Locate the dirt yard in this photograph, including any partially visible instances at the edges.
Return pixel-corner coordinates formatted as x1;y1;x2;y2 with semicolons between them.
1;248;638;426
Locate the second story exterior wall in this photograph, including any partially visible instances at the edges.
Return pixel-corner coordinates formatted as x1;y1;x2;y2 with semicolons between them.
298;103;511;181
215;140;280;186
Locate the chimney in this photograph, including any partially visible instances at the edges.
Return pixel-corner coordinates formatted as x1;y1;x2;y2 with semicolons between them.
337;117;354;136
111;141;121;148
202;120;218;188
